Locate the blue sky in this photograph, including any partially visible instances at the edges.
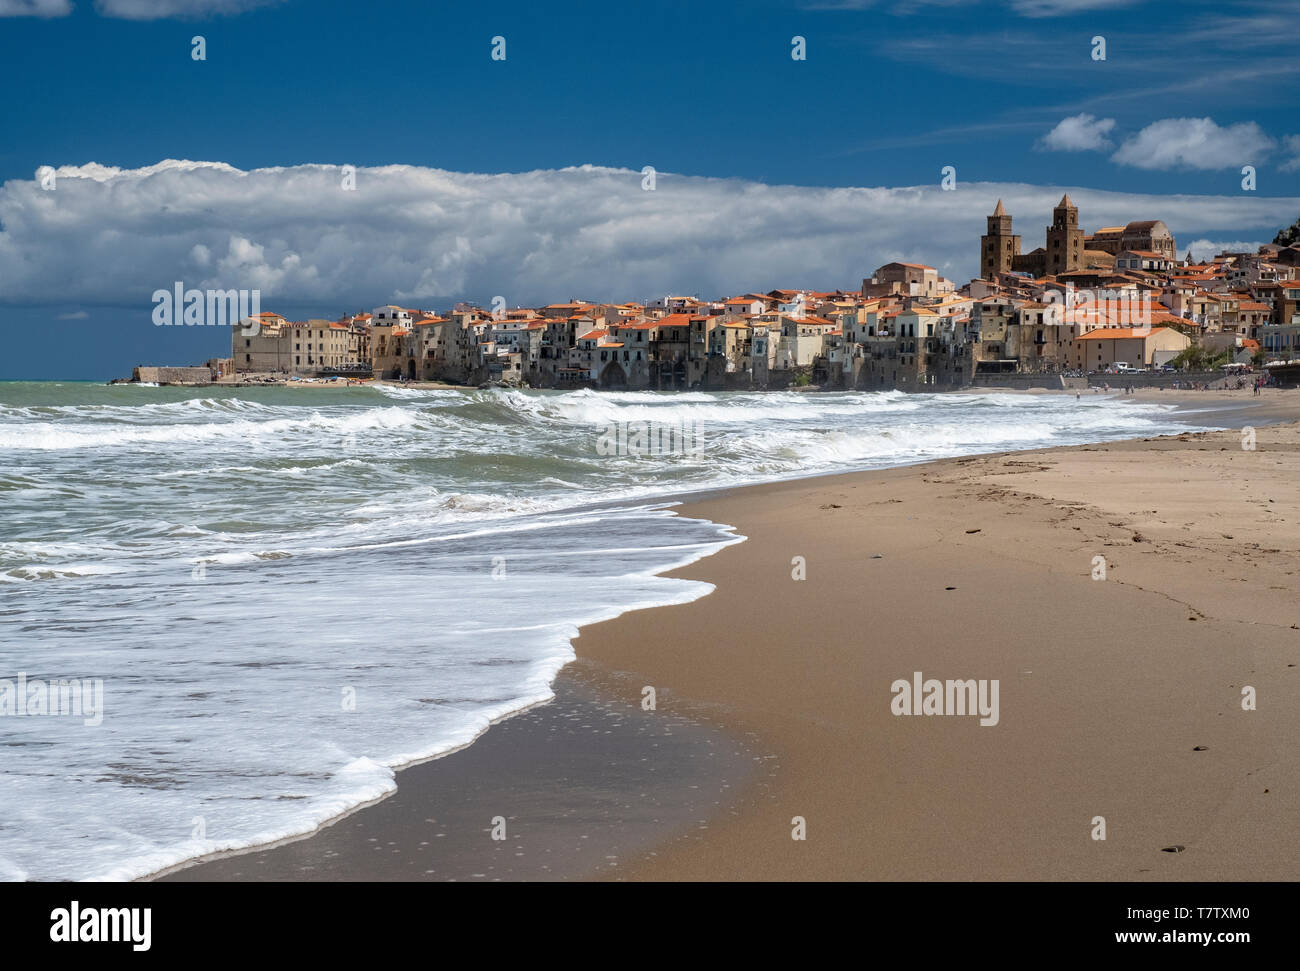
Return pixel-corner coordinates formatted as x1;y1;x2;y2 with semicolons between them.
2;0;1299;378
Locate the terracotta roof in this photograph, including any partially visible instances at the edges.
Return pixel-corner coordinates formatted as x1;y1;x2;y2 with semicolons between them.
1076;327;1176;340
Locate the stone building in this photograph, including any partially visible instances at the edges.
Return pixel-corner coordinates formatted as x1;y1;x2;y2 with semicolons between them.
980;199;1021;281
862;262;943;298
1069;326;1190;369
983;196;1138;280
232;313;290;373
1084;220;1176;261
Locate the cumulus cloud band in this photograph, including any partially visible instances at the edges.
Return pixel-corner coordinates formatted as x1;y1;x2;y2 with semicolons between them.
2;159;1297;307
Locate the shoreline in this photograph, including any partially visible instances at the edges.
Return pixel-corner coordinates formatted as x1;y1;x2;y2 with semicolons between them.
157;662;760;881
151;389;1300;881
100;379;1289;396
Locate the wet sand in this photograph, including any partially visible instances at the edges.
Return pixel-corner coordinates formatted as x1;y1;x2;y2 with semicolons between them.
159;663;760;881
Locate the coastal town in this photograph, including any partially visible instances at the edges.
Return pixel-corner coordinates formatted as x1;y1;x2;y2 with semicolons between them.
141;199;1300;390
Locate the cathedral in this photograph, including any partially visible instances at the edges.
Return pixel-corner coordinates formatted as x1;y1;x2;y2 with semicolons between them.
980;197;1176;281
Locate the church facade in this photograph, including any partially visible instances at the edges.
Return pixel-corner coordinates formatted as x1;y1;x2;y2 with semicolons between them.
980;197;1176;280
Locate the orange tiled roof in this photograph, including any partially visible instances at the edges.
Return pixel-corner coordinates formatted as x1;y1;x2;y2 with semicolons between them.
1076;327;1176;340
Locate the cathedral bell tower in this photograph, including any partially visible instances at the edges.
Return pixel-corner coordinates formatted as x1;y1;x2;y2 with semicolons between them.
980;199;1021;281
1046;193;1084;275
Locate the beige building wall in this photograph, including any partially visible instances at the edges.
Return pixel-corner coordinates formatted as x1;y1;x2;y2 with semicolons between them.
232;324;290;373
1070;328;1189;368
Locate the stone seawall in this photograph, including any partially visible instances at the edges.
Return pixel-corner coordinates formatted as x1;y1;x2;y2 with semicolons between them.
132;366;215;385
1085;370;1243;389
969;374;1086;391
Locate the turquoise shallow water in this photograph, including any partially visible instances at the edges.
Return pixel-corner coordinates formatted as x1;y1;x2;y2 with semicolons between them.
0;382;1211;880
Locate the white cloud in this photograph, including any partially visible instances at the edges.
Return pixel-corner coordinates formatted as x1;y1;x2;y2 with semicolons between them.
1;160;1296;308
1009;0;1137;15
1280;134;1300;173
93;0;277;18
1038;113;1116;152
805;0;1138;14
0;0;72;16
1183;239;1268;262
1112;117;1276;170
0;0;275;15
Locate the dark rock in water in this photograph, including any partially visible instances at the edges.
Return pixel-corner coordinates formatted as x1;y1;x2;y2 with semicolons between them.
1161;845;1186;853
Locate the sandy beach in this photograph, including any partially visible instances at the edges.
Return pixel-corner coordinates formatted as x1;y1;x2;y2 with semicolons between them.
163;389;1300;881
